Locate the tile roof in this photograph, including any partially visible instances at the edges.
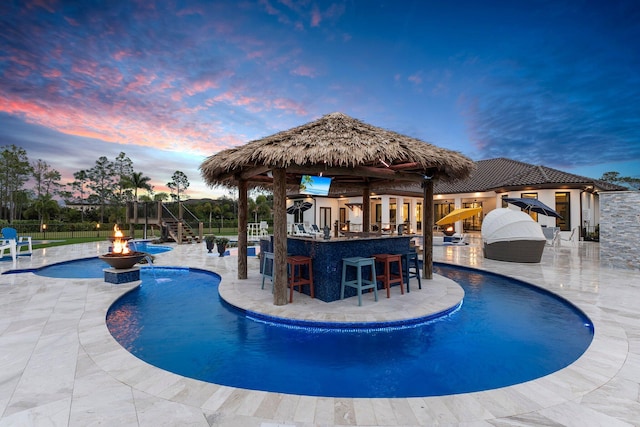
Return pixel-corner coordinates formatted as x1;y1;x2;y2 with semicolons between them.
432;157;626;194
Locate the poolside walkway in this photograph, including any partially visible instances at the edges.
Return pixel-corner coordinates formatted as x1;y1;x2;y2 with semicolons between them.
0;236;639;426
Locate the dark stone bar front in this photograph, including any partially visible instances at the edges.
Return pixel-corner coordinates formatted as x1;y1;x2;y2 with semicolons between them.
266;235;412;302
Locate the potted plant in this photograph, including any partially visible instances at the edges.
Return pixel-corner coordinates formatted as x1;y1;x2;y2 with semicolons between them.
215;237;229;257
204;235;215;253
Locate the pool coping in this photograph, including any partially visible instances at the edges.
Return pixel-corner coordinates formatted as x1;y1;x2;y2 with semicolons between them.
73;257;627;426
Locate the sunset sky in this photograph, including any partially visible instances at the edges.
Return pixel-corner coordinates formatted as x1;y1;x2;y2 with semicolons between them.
1;0;638;199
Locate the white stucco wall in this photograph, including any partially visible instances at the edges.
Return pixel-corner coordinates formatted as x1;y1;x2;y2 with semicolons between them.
599;191;640;270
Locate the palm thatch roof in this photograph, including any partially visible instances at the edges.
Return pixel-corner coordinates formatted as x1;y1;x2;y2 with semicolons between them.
200;112;475;191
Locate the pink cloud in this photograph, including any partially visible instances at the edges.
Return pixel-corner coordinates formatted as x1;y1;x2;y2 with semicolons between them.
273;98;307;115
27;0;56;13
291;65;317;78
311;5;322;27
42;69;62;78
408;72;423;85
112;50;133;61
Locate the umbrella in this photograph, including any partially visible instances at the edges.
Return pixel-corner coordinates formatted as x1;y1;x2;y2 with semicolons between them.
286;201;312;215
503;198;563;219
436;207;483;226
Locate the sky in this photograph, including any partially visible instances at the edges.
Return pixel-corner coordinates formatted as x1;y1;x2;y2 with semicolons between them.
1;0;638;200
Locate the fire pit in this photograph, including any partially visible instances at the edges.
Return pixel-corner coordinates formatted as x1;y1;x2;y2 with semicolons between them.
99;225;146;270
99;252;147;269
443;226;456;236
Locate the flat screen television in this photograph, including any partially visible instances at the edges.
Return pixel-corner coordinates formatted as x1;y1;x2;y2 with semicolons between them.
300;175;332;196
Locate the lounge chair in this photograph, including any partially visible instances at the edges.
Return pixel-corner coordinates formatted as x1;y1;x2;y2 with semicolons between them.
294;224;312;236
310;224;325;236
1;227;32;256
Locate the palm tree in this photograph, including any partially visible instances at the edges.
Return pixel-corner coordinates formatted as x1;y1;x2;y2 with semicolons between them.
126;171;152;202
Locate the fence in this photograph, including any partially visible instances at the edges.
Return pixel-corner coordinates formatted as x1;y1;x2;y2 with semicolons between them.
0;222;158;240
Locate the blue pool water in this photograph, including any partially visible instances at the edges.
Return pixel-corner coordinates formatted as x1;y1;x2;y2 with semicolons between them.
106;263;593;398
31;245;172;278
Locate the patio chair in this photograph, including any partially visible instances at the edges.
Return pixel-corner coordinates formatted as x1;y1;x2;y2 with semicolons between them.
1;227;32;255
558;227;579;246
0;239;16;262
310;224;324;236
294;224;312;236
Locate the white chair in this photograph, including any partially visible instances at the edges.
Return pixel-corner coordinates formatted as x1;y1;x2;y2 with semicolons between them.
0;239;16;262
558;227;579;246
1;227;32;255
310;224;324;236
294;224;311;236
259;221;269;236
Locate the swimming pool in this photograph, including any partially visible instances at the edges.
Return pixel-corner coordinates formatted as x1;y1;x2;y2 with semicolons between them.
106;263;593;398
28;245;172;278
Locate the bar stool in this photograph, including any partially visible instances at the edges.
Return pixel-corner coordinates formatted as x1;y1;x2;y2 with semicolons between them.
261;251;274;290
286;255;314;303
396;250;421;292
341;257;378;306
373;253;404;298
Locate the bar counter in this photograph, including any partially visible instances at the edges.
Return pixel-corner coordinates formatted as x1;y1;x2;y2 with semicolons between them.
261;235;413;302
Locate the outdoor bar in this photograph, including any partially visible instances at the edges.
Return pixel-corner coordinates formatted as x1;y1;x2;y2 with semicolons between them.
201;112;475;306
262;234;412;302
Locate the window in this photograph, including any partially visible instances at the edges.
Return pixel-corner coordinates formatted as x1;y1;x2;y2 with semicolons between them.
520;192;538;221
435;202;454;224
555;192;570;231
320;207;331;229
462;201;483;231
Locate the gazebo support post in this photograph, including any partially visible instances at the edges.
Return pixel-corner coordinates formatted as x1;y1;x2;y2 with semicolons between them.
237;178;248;279
423;178;434;279
272;167;289;305
362;185;371;232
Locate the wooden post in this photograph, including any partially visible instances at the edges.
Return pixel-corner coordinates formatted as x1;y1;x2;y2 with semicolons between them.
237;178;248;279
272;168;288;305
423;178;434;279
362;185;370;232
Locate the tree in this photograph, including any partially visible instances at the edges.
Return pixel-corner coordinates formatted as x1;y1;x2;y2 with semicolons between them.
255;194;272;221
125;171;152;202
31;159;62;225
600;171;640;190
86;156;116;223
167;171;189;202
70;170;89;222
113;152;134;204
154;192;170;202
0;145;32;221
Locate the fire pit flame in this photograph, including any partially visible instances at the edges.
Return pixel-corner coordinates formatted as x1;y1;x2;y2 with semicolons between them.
112;224;130;255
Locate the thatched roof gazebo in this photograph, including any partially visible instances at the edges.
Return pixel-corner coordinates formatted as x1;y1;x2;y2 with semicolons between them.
200;112;475;305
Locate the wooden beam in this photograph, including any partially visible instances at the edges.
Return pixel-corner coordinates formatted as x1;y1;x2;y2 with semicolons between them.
285;165;426;183
237;178;248;280
362;185;370;232
423;178;434;279
389;162;420;170
239;165;271;180
272;168;288;305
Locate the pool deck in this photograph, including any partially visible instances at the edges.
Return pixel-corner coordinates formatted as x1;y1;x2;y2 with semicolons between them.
0;235;639;426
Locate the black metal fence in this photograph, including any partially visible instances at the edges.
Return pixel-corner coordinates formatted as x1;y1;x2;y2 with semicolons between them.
0;222;159;240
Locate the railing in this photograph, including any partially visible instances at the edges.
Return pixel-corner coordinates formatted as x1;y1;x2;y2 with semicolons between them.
181;204;203;239
160;203;203;243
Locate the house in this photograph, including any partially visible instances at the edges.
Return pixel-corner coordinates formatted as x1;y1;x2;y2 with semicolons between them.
287;158;626;241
